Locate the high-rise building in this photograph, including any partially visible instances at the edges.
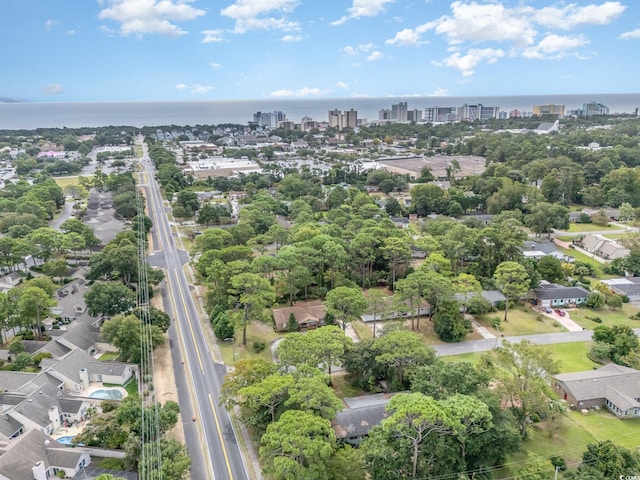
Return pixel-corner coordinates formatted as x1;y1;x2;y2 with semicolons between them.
407;109;422;123
328;109;357;129
391;102;408;122
252;110;287;128
582;102;609;116
458;104;499;121
378;109;392;121
532;104;565;116
424;106;457;123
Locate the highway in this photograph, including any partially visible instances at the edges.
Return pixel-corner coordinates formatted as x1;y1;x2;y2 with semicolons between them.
138;142;249;480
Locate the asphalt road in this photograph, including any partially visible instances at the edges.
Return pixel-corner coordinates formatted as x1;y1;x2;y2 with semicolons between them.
139;144;248;480
434;328;640;356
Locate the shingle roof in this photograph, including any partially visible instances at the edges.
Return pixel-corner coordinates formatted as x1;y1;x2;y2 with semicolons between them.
534;285;589;300
555;364;640;406
332;404;389;439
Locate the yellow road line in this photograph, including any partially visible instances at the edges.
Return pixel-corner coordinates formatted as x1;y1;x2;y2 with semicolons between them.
177;269;205;372
209;394;234;479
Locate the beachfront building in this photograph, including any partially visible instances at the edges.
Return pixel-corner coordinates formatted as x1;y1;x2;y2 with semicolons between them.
329;109;358;130
533;104;565;116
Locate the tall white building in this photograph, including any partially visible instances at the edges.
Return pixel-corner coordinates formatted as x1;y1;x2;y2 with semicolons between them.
328;109;358;129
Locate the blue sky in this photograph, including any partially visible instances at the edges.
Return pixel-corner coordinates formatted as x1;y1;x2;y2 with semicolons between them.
1;0;639;102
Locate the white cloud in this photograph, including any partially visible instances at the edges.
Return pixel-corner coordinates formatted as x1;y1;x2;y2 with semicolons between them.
620;28;640;40
210;63;222;70
221;0;300;33
341;43;375;55
388;1;621;76
386;28;424;46
281;34;303;42
43;84;64;95
367;51;384;61
99;0;205;37
202;29;225;43
191;84;214;95
332;0;396;26
45;19;59;31
429;87;448;96
434;48;504;76
176;83;214;94
269;87;331;97
336;81;349;89
522;34;589;59
529;2;625;29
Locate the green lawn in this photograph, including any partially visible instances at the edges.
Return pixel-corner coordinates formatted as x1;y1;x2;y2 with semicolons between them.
568;304;640;330
603;232;632;240
567;223;613;232
554;246;610;277
441;351;484;365
351;319;373;340
568;410;640;450
54;175;87;189
477;306;562;336
98;352;120;362
218;321;282;365
539;342;597;372
331;372;370;398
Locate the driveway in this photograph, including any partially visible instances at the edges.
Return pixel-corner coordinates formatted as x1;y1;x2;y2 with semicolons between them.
541;308;583;332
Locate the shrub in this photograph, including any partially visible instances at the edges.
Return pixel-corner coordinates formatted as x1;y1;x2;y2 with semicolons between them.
252;340;266;353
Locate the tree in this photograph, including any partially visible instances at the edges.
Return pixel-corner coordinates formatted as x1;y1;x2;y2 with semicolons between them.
17;286;56;338
221;358;279;408
524;202;569;236
433;298;469;343
139;438;191;480
238;373;294;426
487;340;559;439
493;261;529;323
374;330;435;389
61;231;86;265
585;291;605;309
576;440;640;479
366;289;389;338
228;273;275;346
101;314;165;363
441;394;493;464
85;281;136;318
213;311;235;339
260;410;336;480
536;255;564;282
325;286;368;331
284;375;344;420
381;236;412;286
410;360;490;400
276;326;350;377
366;392;459;479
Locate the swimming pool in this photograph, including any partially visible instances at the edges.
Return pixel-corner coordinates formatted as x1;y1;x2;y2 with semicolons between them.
56;436;77;445
89;388;123;400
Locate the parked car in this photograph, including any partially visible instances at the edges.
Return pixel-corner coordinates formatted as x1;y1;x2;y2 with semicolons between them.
545;307;552;314
554;309;566;316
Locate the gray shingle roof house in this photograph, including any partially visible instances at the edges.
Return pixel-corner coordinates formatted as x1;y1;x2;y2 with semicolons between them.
533;282;589;307
553;364;640;418
0;429;90;480
602;277;640;302
332;393;396;445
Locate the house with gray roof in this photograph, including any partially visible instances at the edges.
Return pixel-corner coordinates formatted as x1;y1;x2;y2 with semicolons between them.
602;277;640;302
533;282;589;307
332;393;396;445
553;364;640;418
576;234;629;261
0;429;90;480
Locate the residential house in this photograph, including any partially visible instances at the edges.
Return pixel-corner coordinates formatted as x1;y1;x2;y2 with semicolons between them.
553;364;640;418
532;282;589;307
0;429;90;480
576;234;628;261
272;300;326;332
390;217;409;229
332;393;394;445
601;277;640;302
0;272;22;293
455;290;506;307
582;207;621;221
361;296;430;322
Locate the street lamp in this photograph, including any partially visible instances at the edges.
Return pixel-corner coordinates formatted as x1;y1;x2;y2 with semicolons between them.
223;337;235;364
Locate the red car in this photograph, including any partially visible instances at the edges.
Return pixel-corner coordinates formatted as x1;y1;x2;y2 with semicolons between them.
554;309;566;316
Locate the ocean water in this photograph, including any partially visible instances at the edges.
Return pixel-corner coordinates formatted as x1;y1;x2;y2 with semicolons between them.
0;93;639;130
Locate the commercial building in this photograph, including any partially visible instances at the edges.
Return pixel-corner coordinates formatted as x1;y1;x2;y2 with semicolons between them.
533;104;565;116
582;102;610;116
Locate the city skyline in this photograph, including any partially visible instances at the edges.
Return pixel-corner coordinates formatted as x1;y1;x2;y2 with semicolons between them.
1;0;639;103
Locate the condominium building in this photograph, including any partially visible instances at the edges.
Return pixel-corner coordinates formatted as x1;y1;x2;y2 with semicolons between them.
424;106;457;123
533;104;565;116
458;104;500;121
391;102;408;122
328;109;358;129
582;102;610;116
253;111;287;128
